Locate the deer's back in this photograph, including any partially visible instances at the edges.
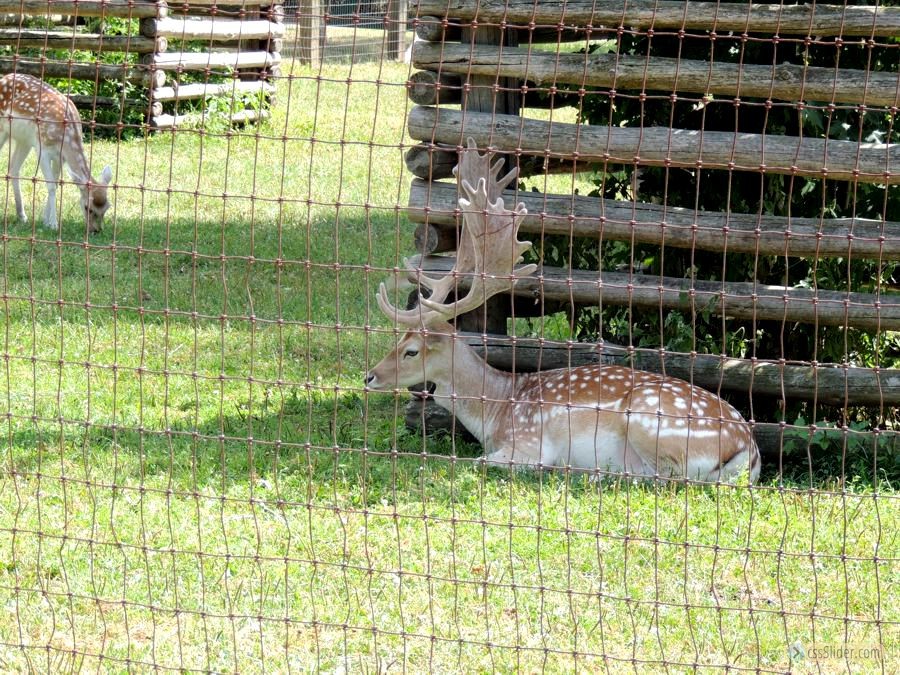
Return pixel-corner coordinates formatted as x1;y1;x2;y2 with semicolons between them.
0;74;83;150
496;365;756;478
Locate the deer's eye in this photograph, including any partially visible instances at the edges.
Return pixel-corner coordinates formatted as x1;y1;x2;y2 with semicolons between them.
403;349;419;359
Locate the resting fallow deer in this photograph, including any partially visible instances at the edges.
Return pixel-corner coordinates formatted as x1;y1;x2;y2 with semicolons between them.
366;140;761;483
0;73;112;232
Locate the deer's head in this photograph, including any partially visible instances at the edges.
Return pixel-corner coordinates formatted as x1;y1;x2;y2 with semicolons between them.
365;322;456;391
367;139;536;391
83;165;113;233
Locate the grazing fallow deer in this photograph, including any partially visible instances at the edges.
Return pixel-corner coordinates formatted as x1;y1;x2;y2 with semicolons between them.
0;73;112;232
366;140;760;483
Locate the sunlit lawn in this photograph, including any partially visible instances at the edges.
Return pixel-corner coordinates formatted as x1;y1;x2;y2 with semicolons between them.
0;59;895;672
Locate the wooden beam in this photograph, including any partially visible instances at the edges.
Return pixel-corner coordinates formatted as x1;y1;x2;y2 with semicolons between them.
408;179;900;260
407;69;564;108
0;29;161;53
151;107;269;129
404;143;459;181
404;254;900;330
413;14;589;44
162;0;265;5
0;57;163;86
413;42;900;109
147;50;280;70
68;94;160;117
408;106;900;185
142;17;284;40
411;0;900;37
405;142;579;180
407;70;461;106
151;80;273;102
752;424;900;457
0;0;165;19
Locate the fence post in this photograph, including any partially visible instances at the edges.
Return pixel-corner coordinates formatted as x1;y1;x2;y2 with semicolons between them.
386;0;407;61
297;0;321;66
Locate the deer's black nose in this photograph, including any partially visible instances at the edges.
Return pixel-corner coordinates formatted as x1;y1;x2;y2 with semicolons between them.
364;372;375;386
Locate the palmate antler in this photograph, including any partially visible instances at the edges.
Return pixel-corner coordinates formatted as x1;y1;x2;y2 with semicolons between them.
378;139;537;326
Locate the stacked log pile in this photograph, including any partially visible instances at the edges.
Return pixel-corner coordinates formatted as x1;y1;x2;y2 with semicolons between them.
401;0;900;453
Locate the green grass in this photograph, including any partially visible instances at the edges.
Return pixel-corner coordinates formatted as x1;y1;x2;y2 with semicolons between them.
0;60;896;672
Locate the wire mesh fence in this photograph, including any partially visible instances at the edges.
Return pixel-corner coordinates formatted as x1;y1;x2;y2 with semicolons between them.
282;0;411;63
0;0;896;671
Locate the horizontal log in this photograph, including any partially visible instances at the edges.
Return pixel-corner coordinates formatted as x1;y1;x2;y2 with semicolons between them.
408;179;900;260
165;0;266;5
752;424;900;457
413;15;456;43
142;16;284;40
69;95;163;117
449;332;900;406
413;14;589;44
411;0;900;37
0;0;165;19
414;221;460;256
405;143;459;181
407;69;564;108
405;141;581;180
409;106;900;184
163;4;275;19
407;70;460;106
146;50;280;70
68;94;160;116
0;29;161;53
151;79;274;101
405;254;900;330
414;43;900;109
0;57;162;86
150;107;269;129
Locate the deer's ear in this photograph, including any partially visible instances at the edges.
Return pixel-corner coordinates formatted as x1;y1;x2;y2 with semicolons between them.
100;165;112;184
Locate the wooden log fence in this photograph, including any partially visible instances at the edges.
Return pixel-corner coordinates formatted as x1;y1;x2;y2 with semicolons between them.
408;179;900;260
411;0;900;37
0;0;281;127
400;253;900;331
399;0;900;428
151;80;274;102
409;106;900;185
412;43;900;109
0;56;165;87
0;29;163;53
0;0;166;19
143;17;284;41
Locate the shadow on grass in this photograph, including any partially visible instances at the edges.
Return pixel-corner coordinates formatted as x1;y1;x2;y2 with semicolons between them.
2;216;896;493
4;391;894;512
2;385;511;508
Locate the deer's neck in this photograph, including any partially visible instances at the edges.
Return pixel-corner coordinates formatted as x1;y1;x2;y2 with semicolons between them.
59;128;92;191
431;341;514;447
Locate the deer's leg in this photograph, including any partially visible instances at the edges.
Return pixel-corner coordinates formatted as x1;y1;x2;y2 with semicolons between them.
7;142;30;223
37;151;60;230
483;447;544;471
